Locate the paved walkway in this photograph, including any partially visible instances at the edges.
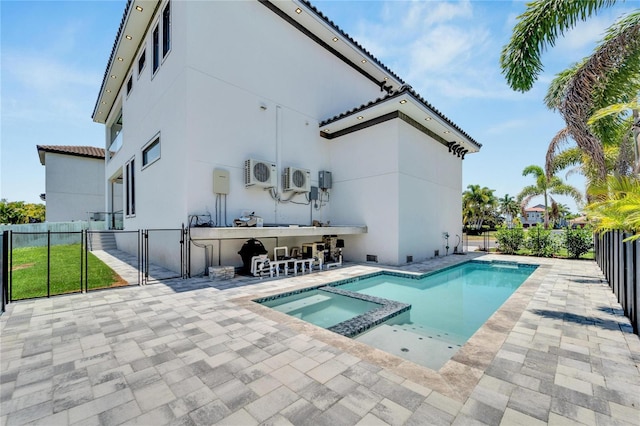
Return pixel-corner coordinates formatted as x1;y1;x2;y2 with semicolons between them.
1;254;639;425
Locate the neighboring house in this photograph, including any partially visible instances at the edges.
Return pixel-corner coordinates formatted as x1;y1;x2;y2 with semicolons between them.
522;204;545;227
91;0;481;271
37;145;106;223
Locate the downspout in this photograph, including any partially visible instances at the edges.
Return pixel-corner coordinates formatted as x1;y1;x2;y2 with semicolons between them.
275;105;282;222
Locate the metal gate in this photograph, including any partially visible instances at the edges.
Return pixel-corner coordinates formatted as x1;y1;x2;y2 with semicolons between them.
3;227;188;302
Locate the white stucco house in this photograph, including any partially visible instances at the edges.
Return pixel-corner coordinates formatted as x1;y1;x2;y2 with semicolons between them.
37;145;106;223
92;0;481;272
522;204;545;227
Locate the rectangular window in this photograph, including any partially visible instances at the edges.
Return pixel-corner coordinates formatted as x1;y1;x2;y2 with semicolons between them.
142;136;161;167
162;2;171;57
138;49;146;75
126;76;133;95
152;25;160;73
126;159;136;216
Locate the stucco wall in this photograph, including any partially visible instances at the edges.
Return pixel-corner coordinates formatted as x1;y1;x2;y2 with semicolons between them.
45;153;105;222
101;0;470;270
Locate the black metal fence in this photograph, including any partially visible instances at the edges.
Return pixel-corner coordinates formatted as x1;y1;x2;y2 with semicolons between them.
595;231;639;335
1;227;187;303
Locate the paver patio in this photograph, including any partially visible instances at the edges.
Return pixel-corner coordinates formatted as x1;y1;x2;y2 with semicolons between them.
1;253;639;425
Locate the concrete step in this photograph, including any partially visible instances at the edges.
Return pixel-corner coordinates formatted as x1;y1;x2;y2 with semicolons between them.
89;233;117;251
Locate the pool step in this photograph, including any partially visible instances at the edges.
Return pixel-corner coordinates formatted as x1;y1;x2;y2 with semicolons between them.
270;294;332;314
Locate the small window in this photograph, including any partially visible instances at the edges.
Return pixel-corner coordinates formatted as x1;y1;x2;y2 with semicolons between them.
137;49;146;75
125;159;136;216
142;136;160;167
162;2;171;57
126;76;133;95
152;25;160;73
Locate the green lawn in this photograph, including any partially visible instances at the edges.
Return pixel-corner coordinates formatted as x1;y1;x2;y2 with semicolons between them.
10;244;126;300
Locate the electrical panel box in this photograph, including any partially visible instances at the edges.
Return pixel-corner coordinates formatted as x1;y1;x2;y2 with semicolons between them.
319;170;332;190
309;186;319;201
213;169;230;194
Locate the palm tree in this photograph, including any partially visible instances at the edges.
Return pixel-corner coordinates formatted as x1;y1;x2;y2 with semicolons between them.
586;175;640;240
498;194;520;228
549;201;571;228
462;185;497;231
517;165;583;229
501;1;640;179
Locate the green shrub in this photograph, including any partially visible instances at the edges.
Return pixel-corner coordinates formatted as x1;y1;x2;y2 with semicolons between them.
524;226;560;257
495;225;525;254
563;227;594;259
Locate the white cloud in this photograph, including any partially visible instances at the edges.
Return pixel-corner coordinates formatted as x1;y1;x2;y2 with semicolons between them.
553;16;610;54
485;119;529;135
3;52;100;94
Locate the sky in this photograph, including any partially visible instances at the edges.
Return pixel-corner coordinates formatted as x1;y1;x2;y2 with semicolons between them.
1;0;638;214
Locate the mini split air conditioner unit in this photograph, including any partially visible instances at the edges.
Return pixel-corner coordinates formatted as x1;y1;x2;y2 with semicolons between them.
283;167;311;193
245;159;277;188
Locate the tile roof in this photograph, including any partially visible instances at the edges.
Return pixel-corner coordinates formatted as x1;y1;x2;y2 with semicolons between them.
37;145;106;165
319;86;482;149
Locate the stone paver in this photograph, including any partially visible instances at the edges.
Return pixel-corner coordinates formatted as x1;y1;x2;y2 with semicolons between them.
1;254;639;425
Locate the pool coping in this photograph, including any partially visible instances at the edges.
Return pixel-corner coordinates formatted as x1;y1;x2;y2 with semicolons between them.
234;258;550;402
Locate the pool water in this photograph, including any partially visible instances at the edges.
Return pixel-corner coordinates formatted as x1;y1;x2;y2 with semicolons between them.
256;260;537;370
342;261;534;343
260;289;382;328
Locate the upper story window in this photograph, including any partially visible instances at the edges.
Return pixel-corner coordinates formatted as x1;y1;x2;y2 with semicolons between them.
162;2;171;57
137;49;146;76
126;75;133;95
152;25;160;74
142;136;161;168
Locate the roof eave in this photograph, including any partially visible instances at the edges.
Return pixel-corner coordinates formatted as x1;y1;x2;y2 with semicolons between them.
319;91;481;153
92;0;159;124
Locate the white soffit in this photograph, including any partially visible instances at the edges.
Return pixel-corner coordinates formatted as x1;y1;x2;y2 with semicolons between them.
93;0;158;123
320;94;480;153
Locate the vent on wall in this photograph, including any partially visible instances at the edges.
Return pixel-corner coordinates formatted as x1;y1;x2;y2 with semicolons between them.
245;159;277;188
366;254;378;263
283;167;311;193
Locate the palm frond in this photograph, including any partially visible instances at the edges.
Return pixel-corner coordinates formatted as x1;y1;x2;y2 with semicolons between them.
500;0;618;92
560;10;640;179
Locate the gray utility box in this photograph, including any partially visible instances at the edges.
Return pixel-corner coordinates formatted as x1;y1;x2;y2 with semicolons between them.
319;170;332;190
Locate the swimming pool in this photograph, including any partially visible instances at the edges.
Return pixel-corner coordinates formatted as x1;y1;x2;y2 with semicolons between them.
255;260;537;369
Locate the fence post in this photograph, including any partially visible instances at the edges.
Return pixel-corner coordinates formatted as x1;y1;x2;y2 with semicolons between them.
1;231;7;311
47;230;51;298
635;239;640;334
80;230;84;294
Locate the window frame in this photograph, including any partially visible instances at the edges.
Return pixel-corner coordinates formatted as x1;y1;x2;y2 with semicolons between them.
162;1;171;59
137;49;146;78
126;74;133;96
152;23;160;75
125;158;136;217
142;134;161;169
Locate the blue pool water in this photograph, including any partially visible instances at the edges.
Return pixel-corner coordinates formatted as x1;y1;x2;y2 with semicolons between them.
256;260;537;369
260;289;383;328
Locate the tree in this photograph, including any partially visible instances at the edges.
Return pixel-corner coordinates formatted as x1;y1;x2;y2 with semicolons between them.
586;175;640;240
501;1;640;179
498;194;520;228
0;199;45;224
517;165;583;229
462;185;497;231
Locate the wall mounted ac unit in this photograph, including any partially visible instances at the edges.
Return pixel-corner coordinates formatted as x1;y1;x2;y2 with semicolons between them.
244;159;277;188
283;167;311;193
